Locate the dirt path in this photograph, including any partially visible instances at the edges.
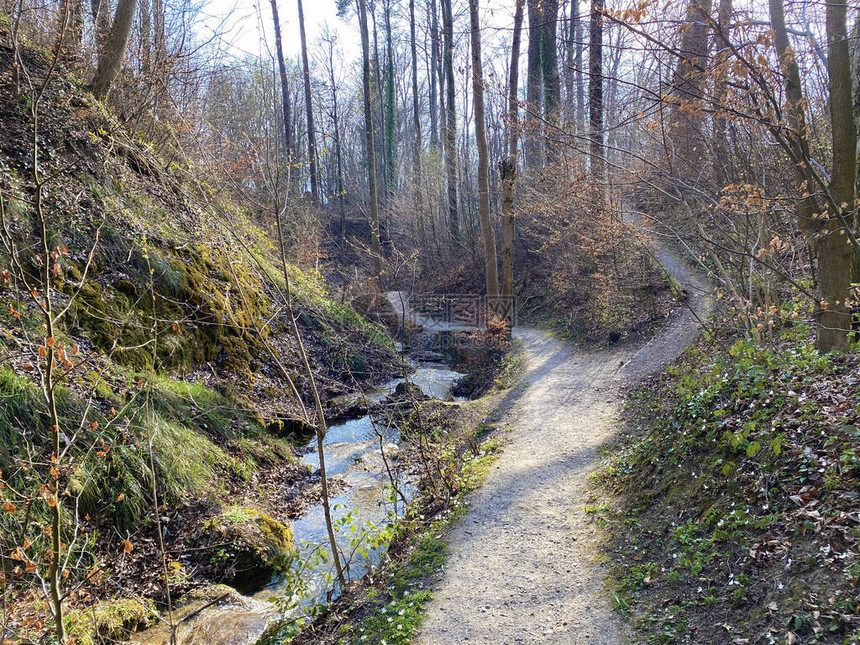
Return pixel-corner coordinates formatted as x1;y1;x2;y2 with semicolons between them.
416;237;713;644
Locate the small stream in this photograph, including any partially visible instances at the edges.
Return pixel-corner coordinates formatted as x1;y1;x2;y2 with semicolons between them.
131;362;464;645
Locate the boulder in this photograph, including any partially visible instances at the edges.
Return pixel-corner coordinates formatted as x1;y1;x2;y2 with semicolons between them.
205;508;296;593
266;417;316;445
394;380;425;399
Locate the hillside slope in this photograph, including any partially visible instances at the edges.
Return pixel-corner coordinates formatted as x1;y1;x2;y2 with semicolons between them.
0;41;402;642
601;335;860;643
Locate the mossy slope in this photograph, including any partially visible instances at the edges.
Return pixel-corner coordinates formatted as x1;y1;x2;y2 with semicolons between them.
0;39;402;641
601;336;860;643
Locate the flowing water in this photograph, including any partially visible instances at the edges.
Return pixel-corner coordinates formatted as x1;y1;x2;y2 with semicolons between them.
131;362;463;645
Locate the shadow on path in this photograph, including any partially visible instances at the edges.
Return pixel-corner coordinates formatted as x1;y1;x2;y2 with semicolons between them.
416;217;714;645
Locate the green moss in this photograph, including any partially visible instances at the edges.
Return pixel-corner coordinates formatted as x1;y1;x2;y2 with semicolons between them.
63;239;275;374
172;242;270;373
65;278;161;369
65;598;156;644
244;508;294;550
206;506;297;593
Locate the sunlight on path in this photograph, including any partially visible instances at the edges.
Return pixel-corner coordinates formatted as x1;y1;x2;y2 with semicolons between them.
416;230;713;645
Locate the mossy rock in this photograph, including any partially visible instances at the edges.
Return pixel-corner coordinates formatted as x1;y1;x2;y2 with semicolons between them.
64;598;156;645
451;373;479;398
266;417;316;445
394;380;425;400
63;239;271;374
172;243;270;374
114;278;139;297
205;507;296;593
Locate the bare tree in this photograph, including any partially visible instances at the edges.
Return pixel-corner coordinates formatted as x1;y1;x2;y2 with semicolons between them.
711;0;732;186
588;0;603;179
525;0;543;170
140;0;151;72
383;0;397;196
298;0;320;200
409;0;424;241
540;0;560;161
768;0;856;351
670;0;713;177
91;0;111;61
468;0;499;301
564;0;582;129
852;11;860;284
270;0;295;161
501;0;524;318
322;32;347;245
440;0;459;238
90;0;139;99
409;0;422;177
358;0;384;275
57;0;83;58
822;0;856;349
428;0;440;150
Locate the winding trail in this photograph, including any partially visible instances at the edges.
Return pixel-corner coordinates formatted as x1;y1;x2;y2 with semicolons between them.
416;230;714;644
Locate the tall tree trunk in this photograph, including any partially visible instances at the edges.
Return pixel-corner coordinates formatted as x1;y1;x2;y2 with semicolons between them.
712;0;732;187
359;0;384;276
297;0;319;200
91;0;111;61
410;0;422;169
574;0;584;132
769;0;855;352
140;0;151;73
270;0;294;160
410;0;424;240
588;0;603;180
434;0;447;156
153;0;165;65
371;1;387;198
525;0;543;171
149;0;165;110
564;0;574;126
850;12;860;286
540;0;560;162
670;0;713;176
383;0;397;196
501;0;524;323
428;0;440;150
468;0;499;301
90;0;139;99
822;0;856;350
440;0;459;238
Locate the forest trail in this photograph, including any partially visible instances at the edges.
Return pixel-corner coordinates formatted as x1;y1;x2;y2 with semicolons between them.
416;228;714;644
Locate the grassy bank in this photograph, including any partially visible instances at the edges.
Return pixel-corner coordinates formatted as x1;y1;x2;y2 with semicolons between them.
597;331;860;643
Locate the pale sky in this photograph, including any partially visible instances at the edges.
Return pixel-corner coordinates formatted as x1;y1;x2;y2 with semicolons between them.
199;0;360;64
196;0;518;71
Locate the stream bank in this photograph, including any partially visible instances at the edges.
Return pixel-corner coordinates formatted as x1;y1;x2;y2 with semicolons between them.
128;298;483;645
